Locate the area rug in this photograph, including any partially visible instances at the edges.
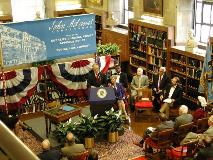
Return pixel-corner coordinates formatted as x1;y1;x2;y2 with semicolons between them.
15;123;144;160
94;129;144;160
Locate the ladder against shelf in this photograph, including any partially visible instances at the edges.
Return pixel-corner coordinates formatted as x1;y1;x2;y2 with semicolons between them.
169;46;206;104
128;18;174;83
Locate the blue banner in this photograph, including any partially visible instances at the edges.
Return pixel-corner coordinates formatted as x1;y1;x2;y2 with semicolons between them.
199;43;213;104
0;14;96;67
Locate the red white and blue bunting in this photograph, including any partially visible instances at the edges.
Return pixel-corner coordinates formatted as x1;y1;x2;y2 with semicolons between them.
46;58;94;96
0;67;43;111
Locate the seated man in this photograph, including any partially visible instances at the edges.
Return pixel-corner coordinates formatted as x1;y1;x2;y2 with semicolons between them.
180;115;213;145
159;77;183;118
130;67;149;112
38;139;61;160
152;67;170;112
196;136;213;160
174;105;193;130
135;113;174;147
61;132;86;159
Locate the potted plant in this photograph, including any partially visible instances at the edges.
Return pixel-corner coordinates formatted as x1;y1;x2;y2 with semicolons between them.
74;114;99;149
100;108;125;143
97;43;120;56
53;118;77;143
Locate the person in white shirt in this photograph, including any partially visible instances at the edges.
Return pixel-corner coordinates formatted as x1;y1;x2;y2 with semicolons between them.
159;77;183;118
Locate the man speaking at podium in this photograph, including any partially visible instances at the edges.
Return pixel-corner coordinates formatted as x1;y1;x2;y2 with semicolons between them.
87;63;107;88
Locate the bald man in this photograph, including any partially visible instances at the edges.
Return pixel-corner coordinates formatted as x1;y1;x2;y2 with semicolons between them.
61;132;86;159
130;67;149;112
87;63;107;88
38;139;61;160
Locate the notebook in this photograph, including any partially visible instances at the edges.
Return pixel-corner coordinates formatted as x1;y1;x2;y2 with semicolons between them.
62;105;76;111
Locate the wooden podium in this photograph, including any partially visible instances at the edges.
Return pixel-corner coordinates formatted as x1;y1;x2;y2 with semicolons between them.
89;87;116;116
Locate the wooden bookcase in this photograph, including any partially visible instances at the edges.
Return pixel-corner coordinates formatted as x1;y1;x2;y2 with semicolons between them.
169;46;206;103
54;9;86;17
85;8;107;44
102;27;129;62
128;19;174;83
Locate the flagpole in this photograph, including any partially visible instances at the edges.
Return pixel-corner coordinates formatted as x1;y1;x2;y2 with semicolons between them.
0;35;8;113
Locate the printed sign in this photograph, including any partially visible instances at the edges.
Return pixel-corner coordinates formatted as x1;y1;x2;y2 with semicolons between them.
0;14;96;67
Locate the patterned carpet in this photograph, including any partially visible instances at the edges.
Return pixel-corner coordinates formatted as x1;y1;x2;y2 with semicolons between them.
15;123;144;160
94;129;145;160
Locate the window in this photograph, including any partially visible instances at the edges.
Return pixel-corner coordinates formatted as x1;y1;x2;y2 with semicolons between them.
194;0;213;43
11;0;45;22
123;0;134;24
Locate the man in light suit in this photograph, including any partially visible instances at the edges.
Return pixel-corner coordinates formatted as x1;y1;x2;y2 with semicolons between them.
130;67;149;112
152;67;170;112
61;132;86;159
203;115;213;137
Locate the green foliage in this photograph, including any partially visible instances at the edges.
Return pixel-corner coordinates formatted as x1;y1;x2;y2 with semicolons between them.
53;108;125;142
97;43;120;56
53;118;76;143
74;114;99;141
99;108;125;132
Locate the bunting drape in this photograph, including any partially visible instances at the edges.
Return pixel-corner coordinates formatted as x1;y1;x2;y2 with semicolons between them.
0;67;43;111
46;59;94;97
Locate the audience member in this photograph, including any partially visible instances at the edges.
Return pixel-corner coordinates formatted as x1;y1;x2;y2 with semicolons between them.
193;96;207;122
0;110;19;130
87;63;107;88
152;67;170;112
196;136;213;160
135;113;174;147
38;139;61;160
159;77;183;118
88;149;98;160
130;67;149;112
113;65;128;89
61;132;86;159
203;115;213;137
174;105;193;130
109;75;129;119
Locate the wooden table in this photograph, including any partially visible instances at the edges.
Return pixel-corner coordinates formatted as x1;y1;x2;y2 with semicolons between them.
43;104;81;137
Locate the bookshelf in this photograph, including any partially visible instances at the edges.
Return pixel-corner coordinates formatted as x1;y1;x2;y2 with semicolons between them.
128;19;174;83
169;46;206;103
54;9;86;17
85;8;107;44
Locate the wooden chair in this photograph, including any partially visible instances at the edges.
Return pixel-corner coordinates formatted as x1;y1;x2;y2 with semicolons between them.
193;117;209;133
71;150;89;160
134;88;153;119
144;129;174;159
174;122;194;146
166;140;198;160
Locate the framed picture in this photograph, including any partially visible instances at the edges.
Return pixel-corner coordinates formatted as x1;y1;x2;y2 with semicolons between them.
143;0;163;16
88;0;103;6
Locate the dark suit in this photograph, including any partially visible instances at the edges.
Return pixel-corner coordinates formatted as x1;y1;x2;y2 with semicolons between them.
174;113;193;129
87;70;106;87
159;85;183;117
152;73;170;111
196;144;213;160
112;83;125;100
38;149;61;160
113;72;128;88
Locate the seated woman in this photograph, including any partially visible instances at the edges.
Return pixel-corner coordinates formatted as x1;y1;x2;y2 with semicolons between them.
108;75;129;120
